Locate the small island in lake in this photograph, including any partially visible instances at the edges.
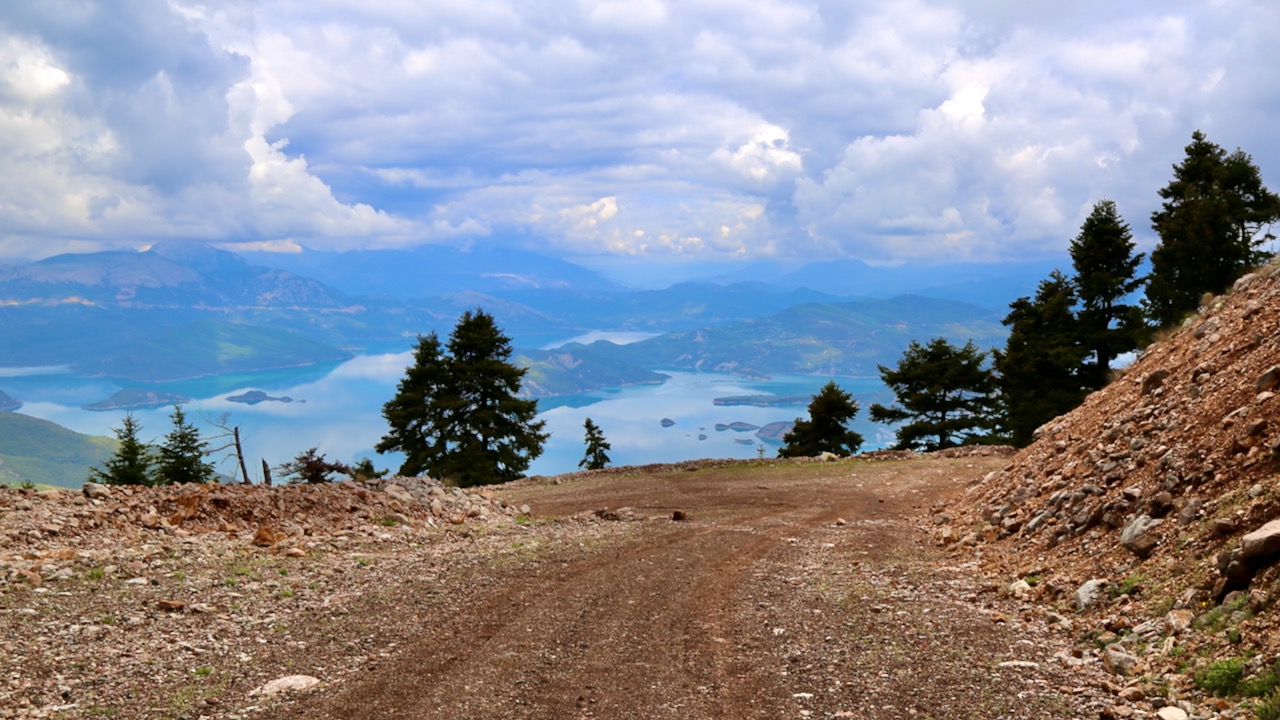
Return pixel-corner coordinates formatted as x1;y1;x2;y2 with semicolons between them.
713;395;810;407
83;388;191;411
714;421;759;432
660;418;676;427
227;390;300;405
755;421;794;442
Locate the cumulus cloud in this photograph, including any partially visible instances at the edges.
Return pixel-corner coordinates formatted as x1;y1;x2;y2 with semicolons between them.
0;0;1278;264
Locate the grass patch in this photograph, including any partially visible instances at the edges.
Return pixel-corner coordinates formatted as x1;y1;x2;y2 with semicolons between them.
1108;573;1146;598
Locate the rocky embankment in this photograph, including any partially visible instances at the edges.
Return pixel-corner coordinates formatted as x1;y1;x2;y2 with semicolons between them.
0;476;530;718
938;260;1280;719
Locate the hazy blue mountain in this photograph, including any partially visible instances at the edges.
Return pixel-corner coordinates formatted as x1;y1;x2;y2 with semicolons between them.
0;242;354;309
0;390;21;411
517;343;669;397
773;258;1066;310
240;244;618;298
0;244;368;373
517;294;1008;393
498;282;842;340
616;294;1005;377
81;319;353;383
0;242;1023;394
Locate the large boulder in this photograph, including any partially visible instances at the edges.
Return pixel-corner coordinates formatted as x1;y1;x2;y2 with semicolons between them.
1241;519;1280;560
1119;515;1162;558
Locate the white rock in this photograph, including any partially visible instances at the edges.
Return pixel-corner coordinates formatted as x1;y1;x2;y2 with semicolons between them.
1075;579;1107;611
251;674;321;696
1155;707;1188;720
1007;579;1032;600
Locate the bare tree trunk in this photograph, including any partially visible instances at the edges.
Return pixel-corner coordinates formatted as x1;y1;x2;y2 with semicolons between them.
262;459;273;487
234;427;251;485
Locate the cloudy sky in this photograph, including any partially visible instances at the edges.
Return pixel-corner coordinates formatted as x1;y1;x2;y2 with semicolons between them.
2;0;1278;270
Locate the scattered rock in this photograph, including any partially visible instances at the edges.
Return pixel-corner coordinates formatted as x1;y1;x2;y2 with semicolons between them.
250;674;321;696
1119;515;1162;558
1141;369;1170;396
1102;644;1140;676
83;482;112;500
1241;519;1280;560
1076;579;1107;611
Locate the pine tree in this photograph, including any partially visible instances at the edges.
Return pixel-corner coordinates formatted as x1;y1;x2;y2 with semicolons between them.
1145;131;1280;327
377;332;452;477
579;418;612;470
153;405;216;485
89;414;155;486
995;272;1089;446
869;338;998;451
377;309;548;486
1069;200;1145;388
778;381;863;458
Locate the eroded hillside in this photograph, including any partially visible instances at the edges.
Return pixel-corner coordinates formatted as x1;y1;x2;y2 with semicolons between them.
942;258;1280;714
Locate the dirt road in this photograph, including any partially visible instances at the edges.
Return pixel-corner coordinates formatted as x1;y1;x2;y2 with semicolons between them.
276;457;1107;720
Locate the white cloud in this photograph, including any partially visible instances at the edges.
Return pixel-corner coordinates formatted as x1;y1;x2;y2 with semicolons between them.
1;0;1278;265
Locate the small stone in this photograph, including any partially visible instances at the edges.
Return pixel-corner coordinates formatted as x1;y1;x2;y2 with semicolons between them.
1102;644;1140;676
250;675;321;696
82;482;112;500
1155;707;1188;720
383;484;415;504
1212;518;1239;536
157;600;185;612
1008;579;1032;600
1258;365;1280;394
1163;609;1194;634
1076;579;1107;611
252;526;279;547
1117;686;1144;701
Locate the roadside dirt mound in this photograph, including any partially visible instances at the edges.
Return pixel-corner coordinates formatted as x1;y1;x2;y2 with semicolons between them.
1;475;526;556
941;258;1280;702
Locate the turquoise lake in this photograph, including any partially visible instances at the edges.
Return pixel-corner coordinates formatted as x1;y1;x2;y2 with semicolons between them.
0;353;898;480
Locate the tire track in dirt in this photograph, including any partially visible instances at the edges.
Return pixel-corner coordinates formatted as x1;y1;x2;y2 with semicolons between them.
275;459;1111;719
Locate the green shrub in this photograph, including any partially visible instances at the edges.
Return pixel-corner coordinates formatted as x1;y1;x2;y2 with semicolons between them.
1241;660;1280;698
1254;691;1280;720
1196;657;1245;697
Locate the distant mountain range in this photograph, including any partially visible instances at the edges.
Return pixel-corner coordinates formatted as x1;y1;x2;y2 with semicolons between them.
0;241;1035;392
517;294;1005;393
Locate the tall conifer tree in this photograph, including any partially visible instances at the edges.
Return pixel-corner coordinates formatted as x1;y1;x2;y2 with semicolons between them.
1146;131;1280;326
1069;200;1145;388
154;405;216;484
869;339;998;451
778;381;863;458
579;418;612;470
995;272;1088;446
90;414;155;486
377;310;547;486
